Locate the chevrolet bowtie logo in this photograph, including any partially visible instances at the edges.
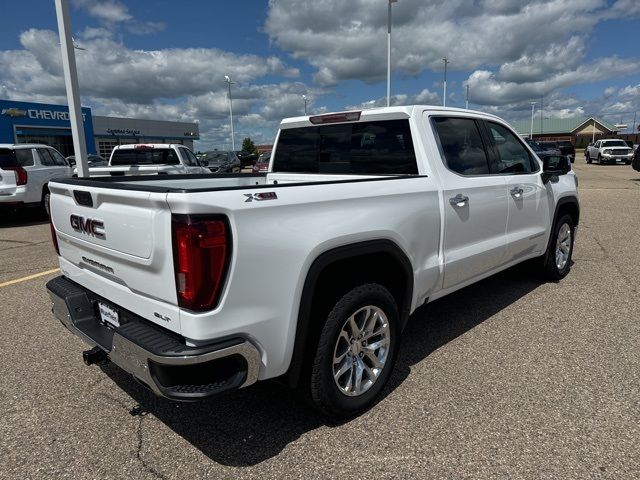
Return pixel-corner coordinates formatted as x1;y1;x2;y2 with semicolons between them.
1;108;27;117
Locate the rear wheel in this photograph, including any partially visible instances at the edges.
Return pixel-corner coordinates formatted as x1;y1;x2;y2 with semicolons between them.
308;283;399;417
586;153;591;164
41;187;51;217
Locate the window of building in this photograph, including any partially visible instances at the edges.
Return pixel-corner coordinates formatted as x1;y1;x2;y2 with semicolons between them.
98;140;119;159
272;119;417;174
432;117;490;175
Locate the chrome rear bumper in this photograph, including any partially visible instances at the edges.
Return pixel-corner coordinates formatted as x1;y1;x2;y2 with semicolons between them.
47;276;261;400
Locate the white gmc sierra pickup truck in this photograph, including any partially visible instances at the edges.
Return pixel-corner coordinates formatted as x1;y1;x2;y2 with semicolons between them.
46;106;579;417
83;143;209;176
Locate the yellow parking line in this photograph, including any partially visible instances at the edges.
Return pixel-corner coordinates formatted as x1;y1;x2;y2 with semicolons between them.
0;268;60;288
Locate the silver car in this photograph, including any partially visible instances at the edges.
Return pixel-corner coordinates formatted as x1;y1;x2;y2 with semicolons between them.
0;144;73;215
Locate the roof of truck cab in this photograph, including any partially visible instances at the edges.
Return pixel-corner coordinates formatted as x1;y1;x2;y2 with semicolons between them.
279;105;505;128
113;143;181;149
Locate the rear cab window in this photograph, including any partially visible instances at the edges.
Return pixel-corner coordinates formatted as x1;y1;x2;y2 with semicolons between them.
272;119;418;175
110;147;180;166
1;148;35;168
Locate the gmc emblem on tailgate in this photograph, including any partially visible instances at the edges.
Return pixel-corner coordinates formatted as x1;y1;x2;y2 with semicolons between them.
70;215;106;239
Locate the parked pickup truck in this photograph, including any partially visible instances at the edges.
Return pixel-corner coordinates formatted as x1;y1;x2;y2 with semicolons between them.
81;143;210;176
46;106;579;417
585;139;633;165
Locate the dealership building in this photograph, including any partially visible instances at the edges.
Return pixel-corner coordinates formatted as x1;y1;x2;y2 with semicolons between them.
0;99;200;158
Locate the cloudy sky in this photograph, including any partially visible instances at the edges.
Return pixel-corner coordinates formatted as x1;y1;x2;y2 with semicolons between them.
1;0;639;150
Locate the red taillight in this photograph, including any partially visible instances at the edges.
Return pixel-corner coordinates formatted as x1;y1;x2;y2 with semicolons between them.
6;166;28;185
50;220;60;255
172;215;230;311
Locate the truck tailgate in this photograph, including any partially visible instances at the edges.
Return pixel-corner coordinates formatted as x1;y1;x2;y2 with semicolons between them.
49;181;182;334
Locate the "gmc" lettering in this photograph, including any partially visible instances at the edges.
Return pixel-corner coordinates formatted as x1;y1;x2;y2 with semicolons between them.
70;215;106;239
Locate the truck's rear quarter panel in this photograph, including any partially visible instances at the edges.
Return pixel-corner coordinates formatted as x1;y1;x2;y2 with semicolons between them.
165;176;442;378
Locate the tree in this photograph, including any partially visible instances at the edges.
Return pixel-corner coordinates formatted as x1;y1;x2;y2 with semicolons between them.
241;137;257;154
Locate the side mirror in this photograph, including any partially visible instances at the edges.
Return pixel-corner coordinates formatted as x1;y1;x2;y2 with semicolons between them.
542;155;570;183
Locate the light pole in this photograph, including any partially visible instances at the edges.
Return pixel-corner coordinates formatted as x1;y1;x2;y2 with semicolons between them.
442;57;449;107
302;95;308;115
465;84;469;109
387;0;397;107
529;101;536;139
224;75;235;151
54;0;89;177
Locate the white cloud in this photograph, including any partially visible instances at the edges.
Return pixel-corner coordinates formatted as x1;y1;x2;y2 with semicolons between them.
465;57;640;106
73;0;132;23
265;0;616;86
346;88;440;110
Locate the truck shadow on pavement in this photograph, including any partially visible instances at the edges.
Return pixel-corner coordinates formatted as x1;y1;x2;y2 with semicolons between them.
0;208;48;228
103;263;544;467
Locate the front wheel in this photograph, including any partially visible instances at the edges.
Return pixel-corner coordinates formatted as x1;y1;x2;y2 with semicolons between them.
542;214;575;281
309;283;399;417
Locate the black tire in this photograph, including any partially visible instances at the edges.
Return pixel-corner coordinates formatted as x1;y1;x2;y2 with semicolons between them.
586;153;591;164
41;187;51;217
597;154;603;165
542;214;575;281
309;283;399;417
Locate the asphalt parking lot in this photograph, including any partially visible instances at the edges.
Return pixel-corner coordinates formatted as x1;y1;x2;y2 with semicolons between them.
1;158;639;479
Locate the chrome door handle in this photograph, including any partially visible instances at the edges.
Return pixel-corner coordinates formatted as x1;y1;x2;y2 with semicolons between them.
510;186;524;198
449;194;469;207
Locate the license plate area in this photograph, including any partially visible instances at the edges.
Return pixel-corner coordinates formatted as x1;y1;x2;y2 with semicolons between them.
98;301;120;328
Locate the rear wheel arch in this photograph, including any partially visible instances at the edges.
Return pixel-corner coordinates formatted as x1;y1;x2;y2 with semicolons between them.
285;240;414;388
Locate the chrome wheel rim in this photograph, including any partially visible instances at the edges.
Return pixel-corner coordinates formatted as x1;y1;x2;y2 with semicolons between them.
332;305;390;397
555;223;571;271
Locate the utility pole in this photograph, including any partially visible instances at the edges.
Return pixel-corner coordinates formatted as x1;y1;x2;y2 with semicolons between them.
386;0;397;107
442;57;449;107
465;84;469;109
529;101;536;139
224;75;235;151
54;0;89;177
540;94;543;136
302;95;308;115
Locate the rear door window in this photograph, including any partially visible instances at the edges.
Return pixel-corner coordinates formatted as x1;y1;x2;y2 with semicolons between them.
272;119;418;174
37;148;55;166
432;117;490;175
180;147;199;166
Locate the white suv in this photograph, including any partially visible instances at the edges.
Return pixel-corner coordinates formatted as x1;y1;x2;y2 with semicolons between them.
0;144;73;215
